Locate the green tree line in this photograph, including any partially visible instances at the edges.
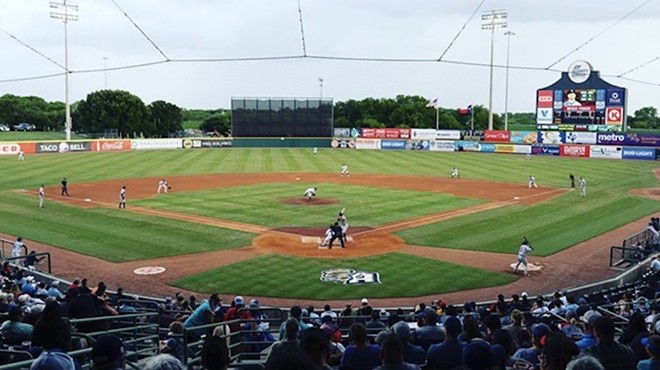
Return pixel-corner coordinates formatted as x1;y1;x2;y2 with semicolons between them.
1;92;658;136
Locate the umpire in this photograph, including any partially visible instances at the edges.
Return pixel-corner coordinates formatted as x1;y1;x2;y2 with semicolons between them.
329;222;345;249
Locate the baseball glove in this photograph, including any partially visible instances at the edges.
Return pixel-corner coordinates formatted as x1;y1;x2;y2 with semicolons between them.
168;186;172;190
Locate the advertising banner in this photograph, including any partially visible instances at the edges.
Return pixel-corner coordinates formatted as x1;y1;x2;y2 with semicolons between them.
537;90;553;108
565;132;596;144
622;147;657;160
484;130;510;143
182;139;232;149
436;130;461;140
537;131;564;144
595;133;627;145
589;145;622;159
454;141;481;152
493;144;514;153
411;129;436;140
354;138;380;150
560;144;590;157
0;143;21;155
333;128;352;138
531;145;560;156
380;140;407;150
361;128;410;139
331;138;356;149
407;140;430;150
509;131;538;144
429;140;455;152
537;108;553;124
36;141;91;153
95;140;131;152
621;133;660;147
131;139;182;150
479;143;496;153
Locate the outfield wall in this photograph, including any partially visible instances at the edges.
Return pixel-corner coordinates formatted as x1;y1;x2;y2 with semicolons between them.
0;132;656;160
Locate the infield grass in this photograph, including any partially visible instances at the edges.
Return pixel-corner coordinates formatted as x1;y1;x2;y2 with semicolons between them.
133;183;483;227
171;253;516;299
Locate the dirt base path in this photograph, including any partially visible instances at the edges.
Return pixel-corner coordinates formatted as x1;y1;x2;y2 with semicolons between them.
8;172;654;308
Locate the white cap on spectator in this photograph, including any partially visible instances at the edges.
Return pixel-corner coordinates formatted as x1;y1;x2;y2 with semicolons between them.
361;298;369;305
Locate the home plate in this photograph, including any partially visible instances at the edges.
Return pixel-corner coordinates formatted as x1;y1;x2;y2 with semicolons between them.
301;236;354;243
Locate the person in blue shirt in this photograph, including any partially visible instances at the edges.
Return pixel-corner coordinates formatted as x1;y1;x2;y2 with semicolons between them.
427;316;464;369
638;335;660;370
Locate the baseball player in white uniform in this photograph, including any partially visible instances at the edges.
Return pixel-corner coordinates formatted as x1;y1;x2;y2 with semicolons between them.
528;175;538;188
157;179;169;194
450;168;460;178
38;185;45;208
12;237;24;258
513;239;534;276
579;177;587;197
119;186;127;209
341;164;350;177
304;187;317;202
18;150;25;161
338;211;349;243
319;225;333;249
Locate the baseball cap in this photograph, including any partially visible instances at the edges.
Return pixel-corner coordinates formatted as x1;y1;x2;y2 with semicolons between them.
92;334;126;365
30;350;76;370
361;298;369;305
392;321;411;340
642;335;660;356
234;296;244;306
531;323;551;341
580;311;602;327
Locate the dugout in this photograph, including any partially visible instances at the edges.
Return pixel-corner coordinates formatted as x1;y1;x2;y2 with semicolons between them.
231;97;333;138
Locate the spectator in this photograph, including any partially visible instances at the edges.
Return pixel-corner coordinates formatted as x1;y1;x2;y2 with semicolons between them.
560;311;584;341
68;290;108;333
223;295;252;335
79;278;91;295
321;304;337;320
537;332;579;370
582;316;635;370
29;349;81;370
341;322;381;369
359;298;373;317
463;339;495;370
388;308;405;327
373;333;422;370
278;305;310;339
511;323;550;368
92;334;126;370
482;313;502;343
576;312;601;350
491;328;516;358
200;335;231;370
566;355;605;370
266;318;301;365
160;321;185;365
320;313;342;344
391;321;425;365
459;315;483;343
300;327;331;370
0;306;34;345
1;261;15;279
339;301;357;328
504;309;525;343
185;293;222;339
412;307;445;351
21;276;37;295
366;310;387;332
33;300;71;351
619;312;647;346
23;251;44;270
638;335;660;370
427;316;464;369
143;354;185;370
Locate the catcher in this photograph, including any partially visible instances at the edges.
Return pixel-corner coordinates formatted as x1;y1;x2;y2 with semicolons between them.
157;179;171;194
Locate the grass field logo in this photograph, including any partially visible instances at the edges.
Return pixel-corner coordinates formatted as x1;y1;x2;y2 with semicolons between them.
320;268;381;285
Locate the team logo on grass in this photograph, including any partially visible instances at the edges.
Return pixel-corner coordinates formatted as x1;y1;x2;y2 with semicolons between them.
320;268;381;285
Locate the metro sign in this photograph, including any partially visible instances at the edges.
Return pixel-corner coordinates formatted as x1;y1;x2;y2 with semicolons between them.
606;107;623;125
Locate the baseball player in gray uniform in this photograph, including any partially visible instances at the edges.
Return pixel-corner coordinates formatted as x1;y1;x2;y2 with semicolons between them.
579;177;587;197
338;211;349;243
304;187;317;202
513;238;534;276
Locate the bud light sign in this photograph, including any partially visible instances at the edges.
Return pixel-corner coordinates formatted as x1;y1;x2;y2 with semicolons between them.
380;140;406;150
622;147;656;160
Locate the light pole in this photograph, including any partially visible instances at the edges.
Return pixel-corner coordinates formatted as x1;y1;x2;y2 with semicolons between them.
50;0;78;141
504;31;515;131
318;78;324;100
103;57;108;89
481;9;507;131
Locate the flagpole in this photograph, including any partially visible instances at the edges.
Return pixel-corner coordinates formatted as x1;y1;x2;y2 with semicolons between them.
470;106;475;134
435;107;439;130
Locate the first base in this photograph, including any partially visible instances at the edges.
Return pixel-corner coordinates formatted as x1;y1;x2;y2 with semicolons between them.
84;198;92;202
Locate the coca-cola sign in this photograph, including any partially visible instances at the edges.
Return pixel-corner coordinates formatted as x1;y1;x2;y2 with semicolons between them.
96;140;131;152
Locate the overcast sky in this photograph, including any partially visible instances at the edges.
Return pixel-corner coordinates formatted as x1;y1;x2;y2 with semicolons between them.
1;0;659;114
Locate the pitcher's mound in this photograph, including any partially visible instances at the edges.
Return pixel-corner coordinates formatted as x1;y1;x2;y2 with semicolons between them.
280;197;340;206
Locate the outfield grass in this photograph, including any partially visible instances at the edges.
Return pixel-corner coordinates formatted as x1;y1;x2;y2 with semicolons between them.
171;253;516;299
133;183;483;228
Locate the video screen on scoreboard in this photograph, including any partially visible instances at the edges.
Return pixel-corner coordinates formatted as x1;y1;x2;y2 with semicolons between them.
556;88;603;125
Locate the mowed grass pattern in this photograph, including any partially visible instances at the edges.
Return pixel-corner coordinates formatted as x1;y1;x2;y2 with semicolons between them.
133;183;483;228
171;253;516;299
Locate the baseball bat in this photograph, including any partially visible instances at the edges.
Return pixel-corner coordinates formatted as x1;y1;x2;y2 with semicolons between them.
341;207;346;214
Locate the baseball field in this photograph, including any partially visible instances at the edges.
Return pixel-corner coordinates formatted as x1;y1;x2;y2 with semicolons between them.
0;147;659;306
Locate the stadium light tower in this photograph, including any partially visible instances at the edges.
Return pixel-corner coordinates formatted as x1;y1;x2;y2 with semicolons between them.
504;31;515;131
50;0;78;141
481;9;507;131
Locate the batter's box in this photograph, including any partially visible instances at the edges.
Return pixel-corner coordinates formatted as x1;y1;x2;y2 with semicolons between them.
301;236;354;243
